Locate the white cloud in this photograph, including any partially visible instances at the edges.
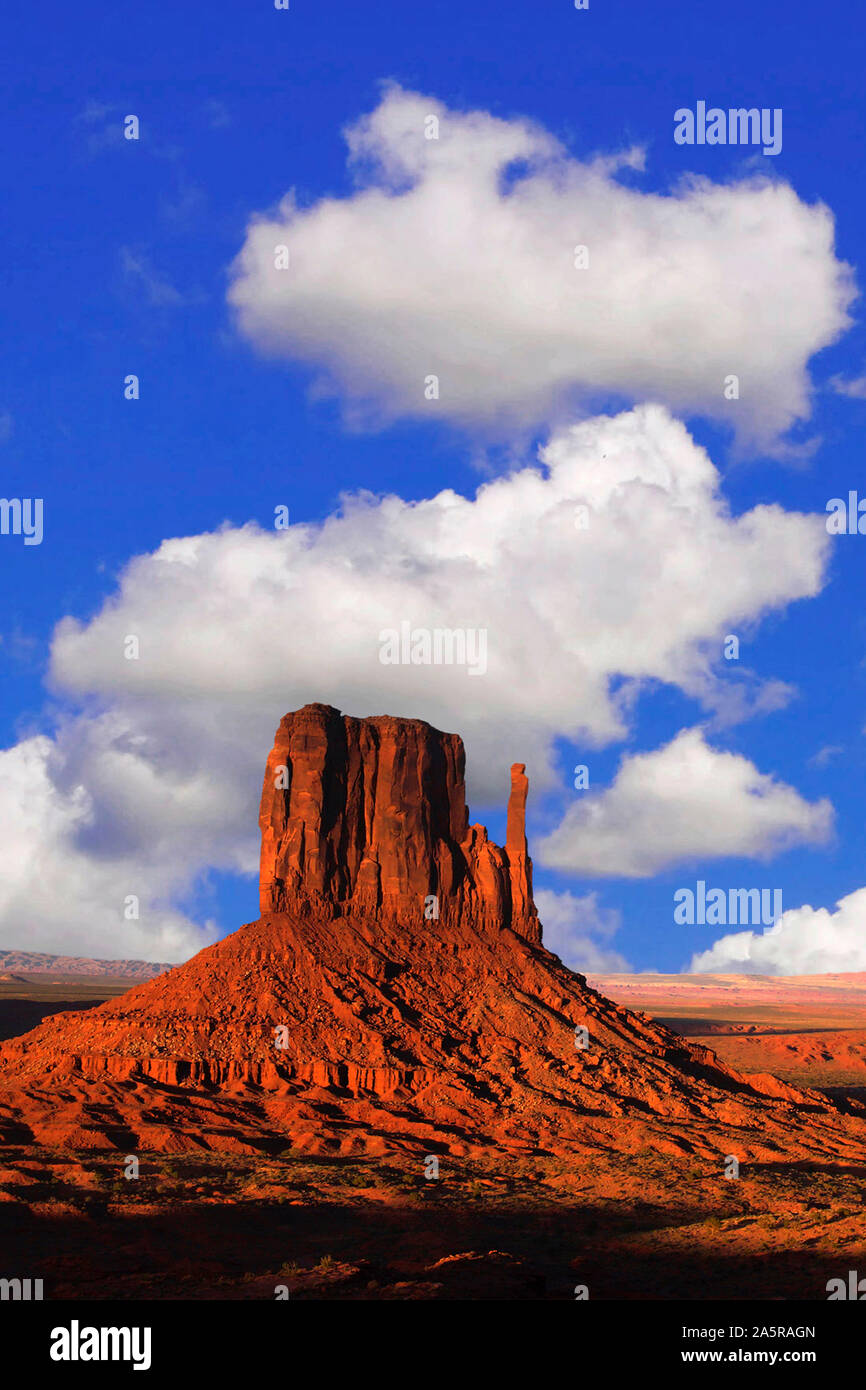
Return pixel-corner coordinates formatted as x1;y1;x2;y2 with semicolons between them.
1;403;830;959
0;733;222;962
690;887;866;975
535;888;629;972
538;728;833;878
228;84;854;448
50;405;828;792
829;373;866;400
809;743;843;768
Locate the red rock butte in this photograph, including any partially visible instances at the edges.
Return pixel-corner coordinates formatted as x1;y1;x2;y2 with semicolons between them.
258;703;538;938
1;703;865;1165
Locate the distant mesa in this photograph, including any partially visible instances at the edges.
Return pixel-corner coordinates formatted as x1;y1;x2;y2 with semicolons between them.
0;703;864;1167
0;950;172;981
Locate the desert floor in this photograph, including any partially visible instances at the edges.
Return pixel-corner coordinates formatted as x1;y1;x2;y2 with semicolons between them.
3;969;866;1300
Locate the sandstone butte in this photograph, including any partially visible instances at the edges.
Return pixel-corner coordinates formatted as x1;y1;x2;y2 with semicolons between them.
1;701;865;1165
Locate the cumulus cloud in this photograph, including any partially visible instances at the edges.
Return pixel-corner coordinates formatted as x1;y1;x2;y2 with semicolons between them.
535;889;629;972
690;887;866;975
538;727;833;877
0;733;223;962
228;84;854;447
3;404;829;958
51;405;829;790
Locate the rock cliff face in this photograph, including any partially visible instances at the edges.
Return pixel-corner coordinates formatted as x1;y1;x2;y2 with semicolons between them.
258;704;539;941
0;705;864;1166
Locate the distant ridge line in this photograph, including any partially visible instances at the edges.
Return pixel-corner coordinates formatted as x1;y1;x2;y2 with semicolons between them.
0;949;173;980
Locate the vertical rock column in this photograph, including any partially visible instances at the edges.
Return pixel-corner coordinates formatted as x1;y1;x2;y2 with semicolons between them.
505;763;539;942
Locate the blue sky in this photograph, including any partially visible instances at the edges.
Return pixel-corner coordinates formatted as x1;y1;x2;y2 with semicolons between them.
2;0;866;973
